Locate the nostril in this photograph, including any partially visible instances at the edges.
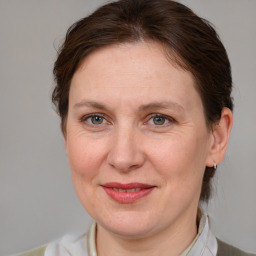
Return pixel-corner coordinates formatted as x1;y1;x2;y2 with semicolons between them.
107;150;145;172
108;158;143;172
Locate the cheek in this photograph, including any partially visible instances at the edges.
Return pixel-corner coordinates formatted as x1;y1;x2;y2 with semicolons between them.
147;132;209;187
66;134;109;213
66;133;108;181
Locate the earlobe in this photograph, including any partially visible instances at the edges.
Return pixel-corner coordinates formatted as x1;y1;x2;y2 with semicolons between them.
206;107;233;167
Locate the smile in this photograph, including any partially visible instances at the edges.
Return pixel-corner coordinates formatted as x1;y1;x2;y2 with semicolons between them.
112;188;141;192
101;183;156;203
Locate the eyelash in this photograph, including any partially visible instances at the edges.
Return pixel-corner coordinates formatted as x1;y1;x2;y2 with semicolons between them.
80;113;175;127
80;113;108;126
146;114;175;126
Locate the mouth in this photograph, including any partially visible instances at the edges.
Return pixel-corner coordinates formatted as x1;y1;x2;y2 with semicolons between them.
101;182;156;203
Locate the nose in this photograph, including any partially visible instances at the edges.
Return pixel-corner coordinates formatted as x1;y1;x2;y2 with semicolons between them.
107;126;145;172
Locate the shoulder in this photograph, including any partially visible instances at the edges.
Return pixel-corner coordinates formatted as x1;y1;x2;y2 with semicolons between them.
15;227;91;256
16;232;88;256
16;245;47;256
217;239;256;256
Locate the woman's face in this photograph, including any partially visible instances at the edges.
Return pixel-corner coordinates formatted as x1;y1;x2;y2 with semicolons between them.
65;42;215;239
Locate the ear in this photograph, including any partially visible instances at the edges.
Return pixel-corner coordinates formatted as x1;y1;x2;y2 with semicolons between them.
206;107;233;167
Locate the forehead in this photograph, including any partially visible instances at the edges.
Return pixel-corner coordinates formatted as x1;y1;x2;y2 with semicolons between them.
70;41;201;112
72;42;195;87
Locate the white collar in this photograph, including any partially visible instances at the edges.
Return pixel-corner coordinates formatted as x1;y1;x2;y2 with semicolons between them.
186;214;218;256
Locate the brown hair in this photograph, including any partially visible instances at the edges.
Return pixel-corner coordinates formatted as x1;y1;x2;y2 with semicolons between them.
52;0;233;201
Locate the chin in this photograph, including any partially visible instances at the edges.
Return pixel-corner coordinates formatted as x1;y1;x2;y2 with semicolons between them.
100;221;155;239
95;209;164;239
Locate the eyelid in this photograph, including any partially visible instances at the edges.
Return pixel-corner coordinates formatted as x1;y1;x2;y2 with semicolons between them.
79;112;175;126
80;113;108;123
146;113;176;125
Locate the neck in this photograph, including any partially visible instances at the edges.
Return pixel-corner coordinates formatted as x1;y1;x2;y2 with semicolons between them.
96;209;198;256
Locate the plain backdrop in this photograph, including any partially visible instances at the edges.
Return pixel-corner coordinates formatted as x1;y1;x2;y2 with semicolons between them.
0;0;255;255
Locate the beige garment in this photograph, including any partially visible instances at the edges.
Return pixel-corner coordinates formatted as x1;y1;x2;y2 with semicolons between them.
16;245;47;256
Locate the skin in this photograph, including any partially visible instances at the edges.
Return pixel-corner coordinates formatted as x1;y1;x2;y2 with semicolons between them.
65;41;233;256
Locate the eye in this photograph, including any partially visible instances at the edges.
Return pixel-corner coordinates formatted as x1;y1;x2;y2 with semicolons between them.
151;116;167;125
89;115;104;125
147;114;174;126
81;114;107;125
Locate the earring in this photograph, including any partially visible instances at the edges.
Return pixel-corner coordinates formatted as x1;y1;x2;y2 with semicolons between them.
213;162;217;169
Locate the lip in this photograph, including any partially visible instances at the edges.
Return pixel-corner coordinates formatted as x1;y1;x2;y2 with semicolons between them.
101;182;156;203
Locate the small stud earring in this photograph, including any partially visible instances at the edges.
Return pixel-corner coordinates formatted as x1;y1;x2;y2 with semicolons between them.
213;162;217;169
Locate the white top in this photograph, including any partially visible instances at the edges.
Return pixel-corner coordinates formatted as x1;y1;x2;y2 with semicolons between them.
45;213;218;256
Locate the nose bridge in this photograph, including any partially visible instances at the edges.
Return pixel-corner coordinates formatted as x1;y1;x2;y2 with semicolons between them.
107;123;144;171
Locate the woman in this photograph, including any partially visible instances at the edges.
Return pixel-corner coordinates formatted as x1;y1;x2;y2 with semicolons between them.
18;0;255;255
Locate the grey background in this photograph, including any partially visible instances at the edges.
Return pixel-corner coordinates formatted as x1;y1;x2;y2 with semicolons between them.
0;0;255;255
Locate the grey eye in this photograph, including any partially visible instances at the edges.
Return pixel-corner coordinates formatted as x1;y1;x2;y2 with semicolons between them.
90;116;104;125
152;116;167;125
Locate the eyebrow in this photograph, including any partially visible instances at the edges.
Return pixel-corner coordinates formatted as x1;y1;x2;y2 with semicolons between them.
73;100;184;113
74;100;106;110
138;101;184;112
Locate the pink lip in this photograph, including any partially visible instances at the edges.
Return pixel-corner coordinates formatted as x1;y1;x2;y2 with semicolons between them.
101;182;156;203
